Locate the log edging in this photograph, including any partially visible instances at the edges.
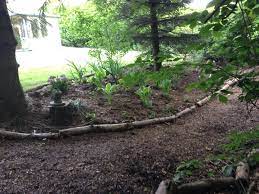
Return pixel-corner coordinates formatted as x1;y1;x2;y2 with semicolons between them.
156;154;256;194
0;79;238;140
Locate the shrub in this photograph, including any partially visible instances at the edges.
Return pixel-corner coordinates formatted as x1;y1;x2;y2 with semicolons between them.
58;2;96;47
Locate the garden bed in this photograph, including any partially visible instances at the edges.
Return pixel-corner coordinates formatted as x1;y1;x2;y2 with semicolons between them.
0;94;258;193
0;71;205;134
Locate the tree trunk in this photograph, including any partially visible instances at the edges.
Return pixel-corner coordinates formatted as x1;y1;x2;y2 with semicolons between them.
0;0;27;121
149;1;161;71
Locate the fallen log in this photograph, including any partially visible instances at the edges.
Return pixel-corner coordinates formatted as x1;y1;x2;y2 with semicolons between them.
156;151;254;194
59;123;132;136
30;132;60;139
0;129;60;140
59;106;197;136
0;129;30;139
25;83;49;93
156;177;238;194
177;177;238;194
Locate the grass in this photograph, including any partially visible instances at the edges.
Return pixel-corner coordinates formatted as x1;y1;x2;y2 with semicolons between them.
19;66;69;91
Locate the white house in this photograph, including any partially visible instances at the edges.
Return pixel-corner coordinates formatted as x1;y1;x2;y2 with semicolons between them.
7;0;62;50
10;13;62;50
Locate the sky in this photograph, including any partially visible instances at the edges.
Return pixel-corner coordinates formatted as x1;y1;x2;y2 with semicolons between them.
8;0;212;13
189;0;212;9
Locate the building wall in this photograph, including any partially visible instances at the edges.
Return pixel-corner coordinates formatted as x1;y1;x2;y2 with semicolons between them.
11;15;62;50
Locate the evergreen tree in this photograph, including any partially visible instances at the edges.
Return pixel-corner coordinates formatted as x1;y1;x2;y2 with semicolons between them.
120;0;195;71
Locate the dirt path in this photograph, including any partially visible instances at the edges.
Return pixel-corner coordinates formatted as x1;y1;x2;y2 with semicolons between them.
0;96;258;193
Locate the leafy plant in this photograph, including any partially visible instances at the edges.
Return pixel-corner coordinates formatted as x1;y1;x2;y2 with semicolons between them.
209;129;259;167
48;75;69;94
67;61;88;84
87;5;131;83
173;159;202;183
187;0;259;108
89;65;106;90
102;83;117;104
119;72;146;90
222;164;235;177
68;99;96;124
223;130;259;152
102;58;123;83
158;79;172;97
81;112;96;124
136;86;152;107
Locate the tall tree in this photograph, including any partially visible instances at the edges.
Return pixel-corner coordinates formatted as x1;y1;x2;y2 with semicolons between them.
0;0;27;121
121;0;192;71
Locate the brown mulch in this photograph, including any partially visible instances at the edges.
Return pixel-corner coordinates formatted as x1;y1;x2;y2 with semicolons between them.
0;70;205;133
0;94;258;193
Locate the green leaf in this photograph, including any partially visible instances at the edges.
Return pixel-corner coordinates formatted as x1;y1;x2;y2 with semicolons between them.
222;165;234;177
218;94;228;103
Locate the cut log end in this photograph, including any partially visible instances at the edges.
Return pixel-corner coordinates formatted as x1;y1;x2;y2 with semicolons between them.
236;162;250;183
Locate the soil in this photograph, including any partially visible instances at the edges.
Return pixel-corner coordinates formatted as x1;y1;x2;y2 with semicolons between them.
0;70;205;133
0;92;258;193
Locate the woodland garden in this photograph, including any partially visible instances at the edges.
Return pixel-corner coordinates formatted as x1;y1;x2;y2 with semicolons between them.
0;0;258;193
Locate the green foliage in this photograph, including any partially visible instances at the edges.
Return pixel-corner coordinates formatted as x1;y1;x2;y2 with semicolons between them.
120;0;195;70
119;62;187;91
222;164;235;177
173;159;202;183
90;50;124;84
58;2;96;47
136;86;152;107
89;65;106;90
223;130;259;152
48;75;69;94
187;0;259;106
103;59;123;83
58;0;131;49
119;72;146;90
205;128;259;181
80;1;132;84
209;129;259;167
102;83;118;104
158;79;172;97
69;99;96;124
67;61;88;84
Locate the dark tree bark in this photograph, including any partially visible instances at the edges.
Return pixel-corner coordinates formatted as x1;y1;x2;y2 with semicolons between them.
149;1;161;71
0;0;27;121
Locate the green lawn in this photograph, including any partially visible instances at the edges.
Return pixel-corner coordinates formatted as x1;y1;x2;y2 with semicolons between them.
19;51;138;91
19;66;70;91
